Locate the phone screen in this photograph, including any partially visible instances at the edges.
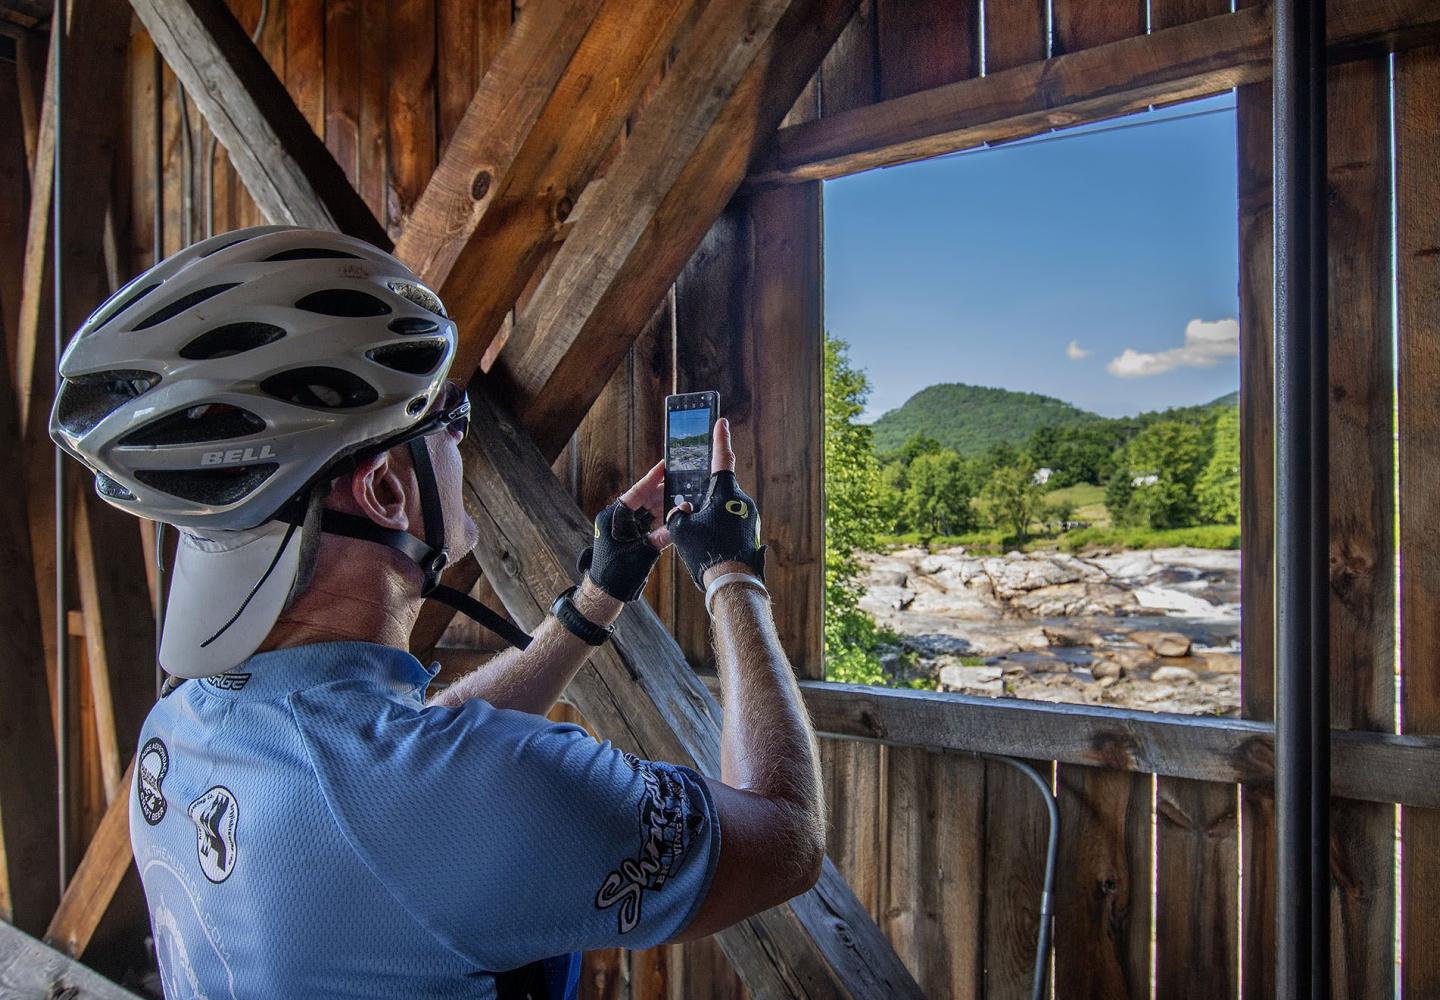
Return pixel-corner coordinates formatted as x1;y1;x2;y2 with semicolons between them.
665;393;717;511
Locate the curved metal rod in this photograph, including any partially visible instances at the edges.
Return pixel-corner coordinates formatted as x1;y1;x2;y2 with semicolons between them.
980;753;1058;1000
52;0;68;892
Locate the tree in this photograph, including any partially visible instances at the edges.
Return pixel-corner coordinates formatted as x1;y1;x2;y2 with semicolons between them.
1119;420;1209;528
1196;406;1241;524
980;455;1044;540
822;333;888;685
896;432;944;467
903;450;979;535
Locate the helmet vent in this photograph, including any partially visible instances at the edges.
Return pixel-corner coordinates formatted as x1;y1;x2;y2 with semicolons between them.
135;464;279;505
388;317;440;336
132;283;241;331
387;280;447;318
199;237;253;258
263;247;362;262
295;289;391;317
120;403;266;447
366;340;447;376
89;282;161;334
260;366;379;409
179;322;286;360
56;370;161;435
95;472;136;501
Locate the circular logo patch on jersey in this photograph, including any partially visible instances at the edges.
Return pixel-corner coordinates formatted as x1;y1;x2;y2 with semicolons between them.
188;786;239;884
138;737;169;826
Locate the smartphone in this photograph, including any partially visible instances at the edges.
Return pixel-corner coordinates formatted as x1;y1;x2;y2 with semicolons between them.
665;391;719;514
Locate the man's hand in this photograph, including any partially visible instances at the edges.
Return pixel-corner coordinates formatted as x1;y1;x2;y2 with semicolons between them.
577;460;676;602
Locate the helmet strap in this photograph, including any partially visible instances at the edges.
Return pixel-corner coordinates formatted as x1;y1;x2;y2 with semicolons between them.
286;437;533;651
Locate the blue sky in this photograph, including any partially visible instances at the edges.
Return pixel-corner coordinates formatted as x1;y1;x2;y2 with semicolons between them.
823;94;1241;422
669;406;711;440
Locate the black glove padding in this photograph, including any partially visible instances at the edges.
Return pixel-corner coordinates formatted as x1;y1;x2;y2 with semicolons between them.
666;471;766;590
577;499;662;601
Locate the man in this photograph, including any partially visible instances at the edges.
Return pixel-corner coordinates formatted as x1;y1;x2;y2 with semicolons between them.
51;226;824;999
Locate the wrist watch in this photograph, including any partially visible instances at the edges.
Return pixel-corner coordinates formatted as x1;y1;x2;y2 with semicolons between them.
550;585;615;646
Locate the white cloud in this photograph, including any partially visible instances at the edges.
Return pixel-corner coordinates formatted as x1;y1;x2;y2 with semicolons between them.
1106;318;1239;378
1066;340;1091;360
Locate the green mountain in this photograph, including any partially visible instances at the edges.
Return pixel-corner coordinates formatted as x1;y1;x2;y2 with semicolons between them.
868;383;1100;456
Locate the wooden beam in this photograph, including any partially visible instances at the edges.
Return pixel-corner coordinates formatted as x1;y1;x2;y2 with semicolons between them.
0;918;143;999
747;0;1440;185
396;0;698;381
489;0;862;459
127;0;388;245
73;491;154;802
0;56;27;384
17;0;132;746
698;678;1440;808
43;759;133;958
462;392;923;999
0;286;57;937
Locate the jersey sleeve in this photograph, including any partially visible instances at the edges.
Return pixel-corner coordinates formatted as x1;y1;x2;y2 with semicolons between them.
288;685;721;971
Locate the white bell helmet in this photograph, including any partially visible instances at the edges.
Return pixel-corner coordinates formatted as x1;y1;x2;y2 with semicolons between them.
51;224;458;531
48;226;530;679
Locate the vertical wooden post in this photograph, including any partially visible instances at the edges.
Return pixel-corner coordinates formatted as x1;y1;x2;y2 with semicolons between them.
1396;42;1440;1000
1324;57;1396;999
1236;75;1277;1000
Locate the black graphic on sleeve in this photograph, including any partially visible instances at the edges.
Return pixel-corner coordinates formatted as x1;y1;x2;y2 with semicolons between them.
594;754;705;934
188;786;240;883
138;737;170;826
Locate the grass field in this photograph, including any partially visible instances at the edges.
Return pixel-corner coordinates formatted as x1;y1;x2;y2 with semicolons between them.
876;521;1239;553
1042;482;1109;525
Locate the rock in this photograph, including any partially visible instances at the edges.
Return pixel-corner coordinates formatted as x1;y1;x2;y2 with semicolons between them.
1151;665;1198;684
1132;586;1225;618
1130;630;1193;658
1012;582;1136;618
1091;658;1122;680
983;556;1086;598
1197;651;1241;674
939;664;1004;697
1042;625;1101;648
893;589;915;611
871;569;909;588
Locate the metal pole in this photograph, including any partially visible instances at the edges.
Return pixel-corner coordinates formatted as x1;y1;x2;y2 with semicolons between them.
152;45;165;699
1274;0;1329;995
51;0;67;892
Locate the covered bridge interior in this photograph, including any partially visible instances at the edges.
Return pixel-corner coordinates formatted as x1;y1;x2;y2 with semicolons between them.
0;0;1438;996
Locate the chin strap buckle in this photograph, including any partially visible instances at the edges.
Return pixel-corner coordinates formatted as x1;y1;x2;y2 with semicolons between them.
421;549;449;592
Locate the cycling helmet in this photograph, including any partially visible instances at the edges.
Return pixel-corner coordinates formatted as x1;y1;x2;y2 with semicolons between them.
49;226;530;678
51;224;458;531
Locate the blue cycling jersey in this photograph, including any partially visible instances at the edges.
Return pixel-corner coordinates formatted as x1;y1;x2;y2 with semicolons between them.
129;641;720;999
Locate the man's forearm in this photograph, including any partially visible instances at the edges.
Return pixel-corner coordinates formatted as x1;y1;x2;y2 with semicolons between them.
710;575;823;826
427;578;623;715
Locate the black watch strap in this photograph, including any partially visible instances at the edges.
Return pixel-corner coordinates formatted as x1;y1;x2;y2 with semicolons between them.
550;585;614;646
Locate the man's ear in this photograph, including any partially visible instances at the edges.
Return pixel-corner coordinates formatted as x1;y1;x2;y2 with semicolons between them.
343;451;411;531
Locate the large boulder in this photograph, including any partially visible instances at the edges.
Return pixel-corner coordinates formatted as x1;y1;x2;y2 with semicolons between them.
1011;582;1137;618
1130;630;1193;657
939;663;1004;697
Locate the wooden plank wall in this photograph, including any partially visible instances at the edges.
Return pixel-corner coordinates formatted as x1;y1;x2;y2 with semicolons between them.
111;0;1432;996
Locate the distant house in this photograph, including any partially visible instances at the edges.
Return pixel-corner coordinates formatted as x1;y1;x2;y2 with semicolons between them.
1034;467;1055;485
1133;473;1160;487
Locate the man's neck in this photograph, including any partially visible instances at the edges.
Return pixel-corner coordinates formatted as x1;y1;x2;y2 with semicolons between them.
258;538;423;653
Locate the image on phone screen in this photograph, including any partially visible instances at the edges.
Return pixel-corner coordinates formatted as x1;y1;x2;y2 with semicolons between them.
666;393;716;511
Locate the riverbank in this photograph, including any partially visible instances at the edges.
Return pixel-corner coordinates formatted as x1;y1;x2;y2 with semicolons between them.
859;544;1242;716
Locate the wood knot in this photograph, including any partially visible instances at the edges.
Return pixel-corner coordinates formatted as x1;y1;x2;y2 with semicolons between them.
554;195;575;223
471;170;492;201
